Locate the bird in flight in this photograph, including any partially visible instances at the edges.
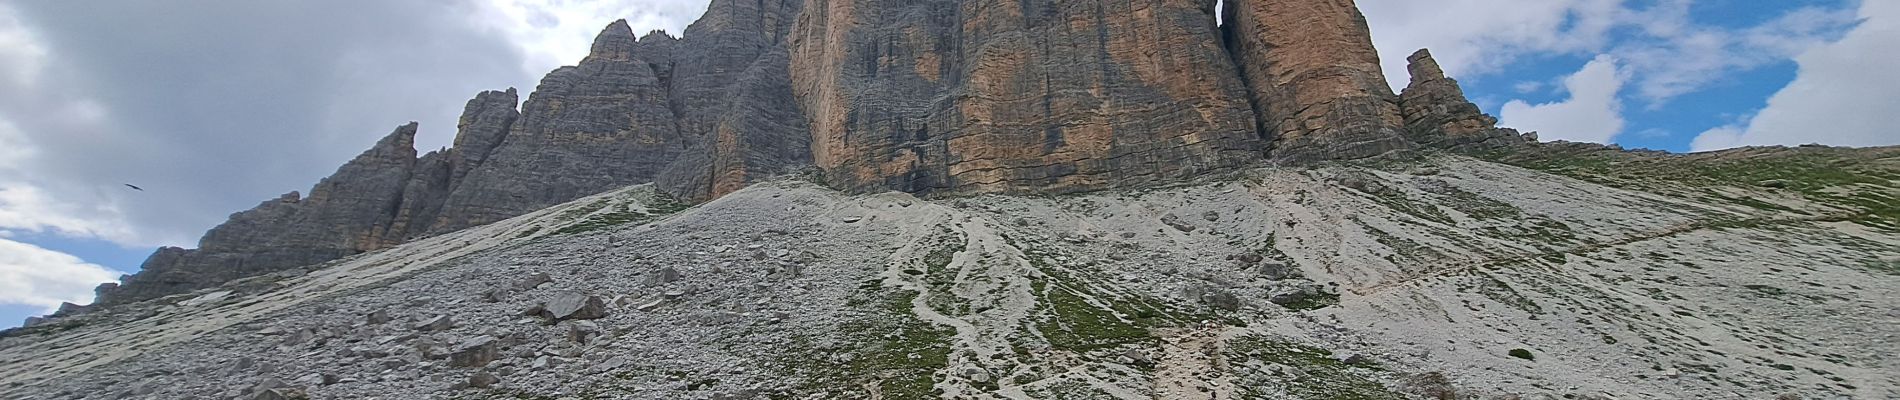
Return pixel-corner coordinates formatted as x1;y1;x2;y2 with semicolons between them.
124;184;144;191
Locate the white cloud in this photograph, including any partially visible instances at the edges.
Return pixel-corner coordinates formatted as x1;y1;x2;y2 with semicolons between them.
1499;55;1628;144
1360;0;1856;106
0;4;45;86
1691;1;1900;152
0;238;118;312
469;0;710;79
1360;0;1621;86
0;184;140;245
1615;5;1857;106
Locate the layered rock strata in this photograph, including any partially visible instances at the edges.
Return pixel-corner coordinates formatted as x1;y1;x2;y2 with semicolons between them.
1396;49;1534;149
1222;0;1413;162
790;0;1264;194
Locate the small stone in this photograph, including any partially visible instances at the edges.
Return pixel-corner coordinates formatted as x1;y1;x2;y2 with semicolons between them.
646;267;681;286
963;367;991;382
1160;214;1196;232
1202;210;1220;222
567;321;601;344
366;309;392;325
514;272;553;290
254;388;308;400
468;371;500;389
1338;353;1373;366
841;216;863;223
1122;348;1153;365
415;315;454;331
636;299;665;311
1257;262;1299;280
297;372;339;386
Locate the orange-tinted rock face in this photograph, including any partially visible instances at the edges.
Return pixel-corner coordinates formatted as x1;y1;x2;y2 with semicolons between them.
792;0;1263;194
1222;0;1412;162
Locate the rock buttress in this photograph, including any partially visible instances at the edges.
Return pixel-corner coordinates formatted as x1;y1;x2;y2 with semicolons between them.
1397;48;1533;149
1222;0;1412;162
656;0;814;201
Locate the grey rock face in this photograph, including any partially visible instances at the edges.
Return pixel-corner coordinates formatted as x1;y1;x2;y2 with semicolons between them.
99;124;423;305
430;21;688;232
654;0;812;201
1397;49;1533;150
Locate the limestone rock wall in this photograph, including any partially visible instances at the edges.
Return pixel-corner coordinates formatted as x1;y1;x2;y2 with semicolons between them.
428;21;688;233
791;0;1264;194
1222;0;1413;162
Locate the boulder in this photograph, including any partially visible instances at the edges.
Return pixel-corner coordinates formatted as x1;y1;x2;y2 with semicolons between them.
448;336;499;368
543;292;608;321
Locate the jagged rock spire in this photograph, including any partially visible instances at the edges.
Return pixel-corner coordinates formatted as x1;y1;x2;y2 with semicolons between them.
1398;48;1533;149
588;19;638;62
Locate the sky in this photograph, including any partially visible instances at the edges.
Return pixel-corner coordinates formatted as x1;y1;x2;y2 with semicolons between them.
0;0;1893;328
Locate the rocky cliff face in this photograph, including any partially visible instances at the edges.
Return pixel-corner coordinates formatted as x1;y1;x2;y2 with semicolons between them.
97;0;1530;306
428;21;688;233
790;0;1264;194
1223;0;1413;162
99;124;423;304
1397;49;1534;149
654;0;810;200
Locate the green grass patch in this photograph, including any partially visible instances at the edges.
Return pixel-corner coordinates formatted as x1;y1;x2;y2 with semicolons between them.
1226;336;1401;400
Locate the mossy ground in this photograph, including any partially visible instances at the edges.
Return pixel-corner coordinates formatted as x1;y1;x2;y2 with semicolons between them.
1225;335;1402;400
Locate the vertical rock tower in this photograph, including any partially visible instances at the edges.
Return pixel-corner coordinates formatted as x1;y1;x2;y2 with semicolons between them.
1398;49;1533;148
790;0;1265;194
1223;0;1413;162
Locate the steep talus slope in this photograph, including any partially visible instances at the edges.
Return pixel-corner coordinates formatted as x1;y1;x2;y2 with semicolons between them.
0;184;685;393
9;153;1895;399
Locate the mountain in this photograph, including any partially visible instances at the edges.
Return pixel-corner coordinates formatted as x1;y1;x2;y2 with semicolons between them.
8;0;1896;398
5;147;1897;399
98;0;1537;307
